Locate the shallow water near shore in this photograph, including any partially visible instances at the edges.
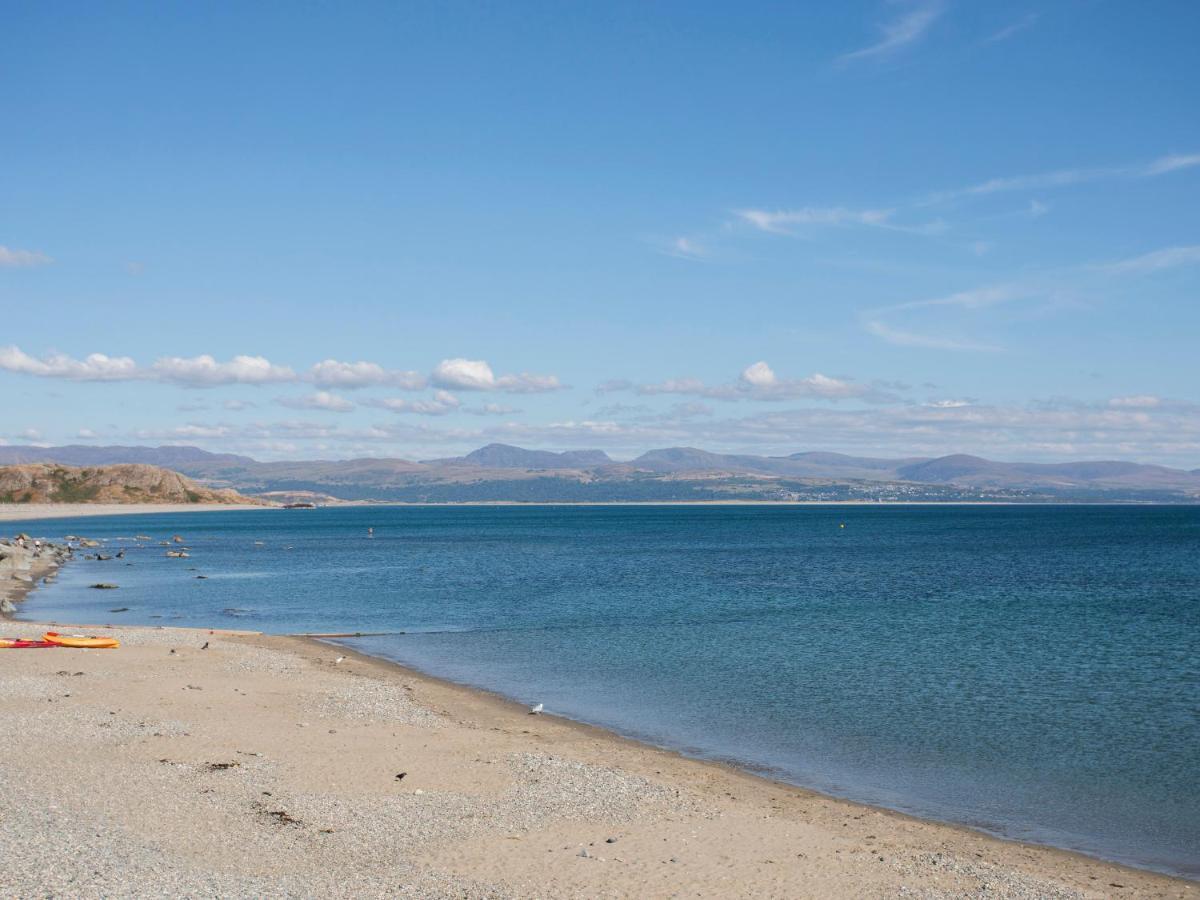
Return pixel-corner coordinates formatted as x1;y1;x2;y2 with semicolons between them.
10;504;1200;877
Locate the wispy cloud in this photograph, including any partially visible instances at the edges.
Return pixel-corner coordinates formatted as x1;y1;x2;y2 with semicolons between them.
735;206;895;234
1102;244;1200;274
463;402;520;416
886;284;1028;313
861;284;1026;352
985;12;1039;44
367;390;462;416
926;152;1200;205
863;319;1001;352
1142;153;1200;176
0;245;52;268
662;236;708;260
838;1;945;64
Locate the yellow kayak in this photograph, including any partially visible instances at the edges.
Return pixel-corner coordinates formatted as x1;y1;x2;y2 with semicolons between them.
42;631;120;649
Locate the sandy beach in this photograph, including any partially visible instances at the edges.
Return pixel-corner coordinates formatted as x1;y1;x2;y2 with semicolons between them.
1;619;1194;899
0;503;272;523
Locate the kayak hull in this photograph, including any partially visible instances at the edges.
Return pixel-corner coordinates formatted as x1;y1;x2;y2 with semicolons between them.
42;631;120;649
0;639;59;649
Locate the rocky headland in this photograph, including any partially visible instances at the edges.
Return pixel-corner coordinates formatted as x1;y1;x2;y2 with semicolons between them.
0;463;268;506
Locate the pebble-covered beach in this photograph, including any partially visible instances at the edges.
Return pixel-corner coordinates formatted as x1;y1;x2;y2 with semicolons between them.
2;616;1194;898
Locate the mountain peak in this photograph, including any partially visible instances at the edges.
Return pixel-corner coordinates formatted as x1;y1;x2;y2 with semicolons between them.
445;444;613;470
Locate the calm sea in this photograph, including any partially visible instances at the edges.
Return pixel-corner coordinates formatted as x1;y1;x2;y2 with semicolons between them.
9;505;1200;877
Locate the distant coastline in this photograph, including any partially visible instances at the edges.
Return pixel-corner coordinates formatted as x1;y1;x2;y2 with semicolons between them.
0;503;271;523
4;498;1193;523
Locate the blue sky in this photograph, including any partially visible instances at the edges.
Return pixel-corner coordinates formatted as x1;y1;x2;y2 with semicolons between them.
3;1;1199;464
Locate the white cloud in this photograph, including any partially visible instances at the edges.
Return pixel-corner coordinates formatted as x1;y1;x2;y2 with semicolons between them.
277;391;355;413
863;319;1001;352
924;399;973;408
740;361;778;387
77;428;99;439
0;346;139;381
223;399;257;411
18;428;42;441
0;347;563;399
632;364;887;403
152;354;296;386
495;372;563;393
432;358;497;390
1108;395;1161;408
432;358;562;393
309;359;426;390
838;1;945;63
0;346;296;386
0;246;52;267
102;395;1200;468
1103;245;1200;274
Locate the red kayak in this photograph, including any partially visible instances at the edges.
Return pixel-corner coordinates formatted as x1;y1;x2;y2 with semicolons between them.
0;638;59;649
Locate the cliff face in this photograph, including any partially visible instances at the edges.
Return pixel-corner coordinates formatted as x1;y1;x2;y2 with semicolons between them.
0;463;265;505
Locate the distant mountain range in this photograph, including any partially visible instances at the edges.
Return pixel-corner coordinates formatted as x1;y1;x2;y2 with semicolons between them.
1;442;1197;503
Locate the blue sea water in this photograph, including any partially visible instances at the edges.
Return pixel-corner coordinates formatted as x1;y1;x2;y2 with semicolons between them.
9;504;1200;877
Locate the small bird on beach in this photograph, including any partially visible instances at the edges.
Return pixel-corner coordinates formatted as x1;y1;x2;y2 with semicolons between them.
201;641;209;650
530;703;544;715
335;656;346;664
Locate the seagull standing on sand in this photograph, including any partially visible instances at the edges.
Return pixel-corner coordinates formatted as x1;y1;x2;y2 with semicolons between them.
335;656;346;664
530;703;543;715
